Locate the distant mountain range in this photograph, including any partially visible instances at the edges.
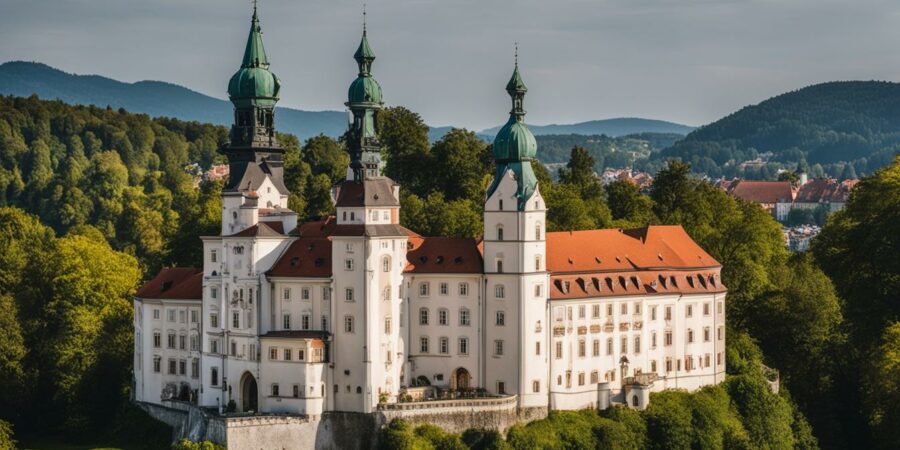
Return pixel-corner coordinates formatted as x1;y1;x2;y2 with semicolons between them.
480;118;694;139
0;61;693;143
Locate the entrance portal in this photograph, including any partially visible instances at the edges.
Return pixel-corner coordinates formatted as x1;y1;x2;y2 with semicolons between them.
452;367;471;390
240;372;258;412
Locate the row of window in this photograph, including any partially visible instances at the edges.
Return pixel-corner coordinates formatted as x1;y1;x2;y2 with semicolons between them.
556;301;724;322
418;336;471;355
551;327;725;359
152;332;200;351
417;307;472;326
267;346;325;363
270;383;324;398
152;356;199;378
550;353;724;389
282;314;327;331
151;308;199;324
418;282;470;297
492;222;542;241
282;286;331;301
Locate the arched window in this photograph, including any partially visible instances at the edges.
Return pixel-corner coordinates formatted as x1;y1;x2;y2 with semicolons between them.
383;286;391;302
382;256;391;272
632;395;639;407
497;226;504;241
535;223;542;240
499;199;504;210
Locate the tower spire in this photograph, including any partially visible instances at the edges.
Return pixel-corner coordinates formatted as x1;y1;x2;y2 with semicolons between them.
345;9;384;181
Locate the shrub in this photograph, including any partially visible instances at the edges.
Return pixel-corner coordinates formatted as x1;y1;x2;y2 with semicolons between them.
377;420;435;450
171;438;225;450
0;420;18;450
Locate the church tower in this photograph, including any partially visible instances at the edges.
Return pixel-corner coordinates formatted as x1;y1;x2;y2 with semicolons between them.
220;5;291;236
330;18;408;413
482;58;550;409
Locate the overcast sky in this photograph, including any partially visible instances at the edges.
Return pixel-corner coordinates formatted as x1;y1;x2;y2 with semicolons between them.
2;0;899;130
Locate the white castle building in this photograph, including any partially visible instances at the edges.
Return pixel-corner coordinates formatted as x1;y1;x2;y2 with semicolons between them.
133;8;727;420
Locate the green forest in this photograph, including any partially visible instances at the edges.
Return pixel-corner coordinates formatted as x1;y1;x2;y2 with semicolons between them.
0;95;898;449
642;81;900;180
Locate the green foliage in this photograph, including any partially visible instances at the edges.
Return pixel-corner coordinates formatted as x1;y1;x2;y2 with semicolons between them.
557;146;603;199
643;392;693;450
863;322;900;449
725;375;795;450
0;419;17;450
377;420;435;450
605;179;655;227
172;438;226;450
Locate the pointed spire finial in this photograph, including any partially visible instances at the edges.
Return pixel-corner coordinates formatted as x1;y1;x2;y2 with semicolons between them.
363;2;367;35
515;42;518;68
252;0;258;16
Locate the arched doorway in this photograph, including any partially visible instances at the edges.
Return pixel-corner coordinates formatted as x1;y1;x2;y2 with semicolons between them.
452;368;471;390
240;372;258;412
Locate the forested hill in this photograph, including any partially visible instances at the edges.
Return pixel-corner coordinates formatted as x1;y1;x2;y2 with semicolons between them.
651;81;900;179
0;61;347;141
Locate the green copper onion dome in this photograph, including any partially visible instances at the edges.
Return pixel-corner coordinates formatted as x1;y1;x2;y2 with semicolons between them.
228;7;280;104
347;28;382;104
492;65;536;162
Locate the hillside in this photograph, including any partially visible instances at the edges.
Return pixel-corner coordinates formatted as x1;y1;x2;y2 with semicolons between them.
535;133;682;173
0;61;347;141
481;117;694;138
652;81;900;179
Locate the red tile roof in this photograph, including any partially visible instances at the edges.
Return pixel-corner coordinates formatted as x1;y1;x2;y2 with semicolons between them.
795;178;857;203
135;267;203;300
725;180;794;204
226;222;284;237
405;237;483;273
546;226;723;299
268;237;333;278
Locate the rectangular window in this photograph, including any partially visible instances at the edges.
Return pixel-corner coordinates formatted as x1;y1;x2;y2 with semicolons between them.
345;259;354;271
233;311;240;328
293;385;300;398
344;316;354;333
322;315;329;331
440;337;449;354
593;339;600;357
211;367;219;386
384;316;391;334
459;283;469;296
345;288;354;302
190;335;199;351
168;309;175;322
651;331;657;349
179;310;186;323
191;310;198;323
439;309;448;325
578;372;585;386
717;301;723;315
592;304;600;319
167;333;176;349
621;336;628;354
634;335;641;353
607;304;613;317
419;283;430;297
459;309;470;326
153;357;161;373
439;282;448;295
533;380;540;393
302;288;310;300
651;360;657;373
211;287;218;299
153;332;161;348
578;305;586;319
210;339;219;354
283;287;291;301
191;359;199;378
495;285;505;299
168;358;176;375
621;303;628;315
634;303;641;315
284;349;292;361
420;337;429;353
210;249;217;263
665;306;672;321
459;337;469;355
534;284;543;297
607;338;613;355
302;315;311;330
704;327;711;342
419;308;429;325
210;313;219;328
494;340;504;356
686;305;693;318
535;255;542;271
535;341;541;356
283;314;291;330
179;335;186;350
665;330;673;346
179;359;186;375
687;329;695;343
578;340;586;357
153;309;160;320
651;306;657;320
555;341;563;359
323;287;331;301
272;384;280;396
591;371;599;384
703;302;711;316
718;326;724;341
496;311;505;326
269;347;278;360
